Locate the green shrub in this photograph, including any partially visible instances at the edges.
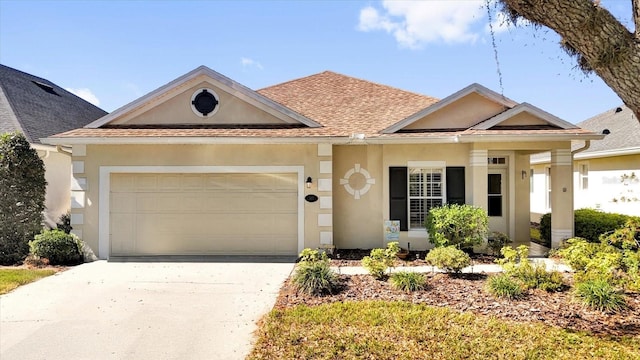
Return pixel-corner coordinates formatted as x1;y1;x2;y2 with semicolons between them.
496;245;563;291
539;213;551;247
426;246;471;274
487;231;512;256
292;248;340;296
0;132;47;265
362;242;400;280
298;248;328;263
486;274;523;300
292;260;340;296
425;204;488;250
56;212;72;234
574;278;626;313
556;234;640;291
541;209;636;245
389;271;426;292
29;229;83;265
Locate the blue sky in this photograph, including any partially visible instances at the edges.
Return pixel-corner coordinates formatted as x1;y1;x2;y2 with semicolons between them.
0;0;633;123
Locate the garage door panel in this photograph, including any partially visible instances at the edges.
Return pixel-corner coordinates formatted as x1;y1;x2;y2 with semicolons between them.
110;172;298;256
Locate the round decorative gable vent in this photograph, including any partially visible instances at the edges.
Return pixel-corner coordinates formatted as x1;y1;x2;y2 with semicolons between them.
191;88;220;117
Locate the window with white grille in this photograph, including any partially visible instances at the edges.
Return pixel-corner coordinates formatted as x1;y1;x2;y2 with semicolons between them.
408;168;444;229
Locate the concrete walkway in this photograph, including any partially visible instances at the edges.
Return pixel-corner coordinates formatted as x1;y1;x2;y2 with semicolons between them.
331;258;571;275
1;260;295;360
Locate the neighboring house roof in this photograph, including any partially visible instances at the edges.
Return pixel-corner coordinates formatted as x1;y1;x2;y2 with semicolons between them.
0;64;107;145
531;105;640;163
574;105;640;156
43;66;602;144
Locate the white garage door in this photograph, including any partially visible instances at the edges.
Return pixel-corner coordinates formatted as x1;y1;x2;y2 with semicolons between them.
109;173;298;256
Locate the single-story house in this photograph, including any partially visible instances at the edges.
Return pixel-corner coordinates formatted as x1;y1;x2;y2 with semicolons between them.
43;66;603;259
0;64;107;227
531;105;640;219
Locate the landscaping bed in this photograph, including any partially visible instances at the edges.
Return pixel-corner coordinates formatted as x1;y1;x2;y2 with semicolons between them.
275;271;640;337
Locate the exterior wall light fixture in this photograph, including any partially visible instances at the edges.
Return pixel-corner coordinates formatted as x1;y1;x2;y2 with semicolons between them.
306;176;313;188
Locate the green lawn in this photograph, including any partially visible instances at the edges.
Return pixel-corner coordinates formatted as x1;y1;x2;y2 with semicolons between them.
249;301;640;360
0;268;56;294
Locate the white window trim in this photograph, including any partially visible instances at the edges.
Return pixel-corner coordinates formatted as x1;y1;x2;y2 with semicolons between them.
407;163;446;230
579;163;589;191
98;165;305;260
545;166;552;211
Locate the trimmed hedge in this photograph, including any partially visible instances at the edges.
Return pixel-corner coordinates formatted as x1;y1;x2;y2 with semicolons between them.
29;229;83;265
540;209;637;245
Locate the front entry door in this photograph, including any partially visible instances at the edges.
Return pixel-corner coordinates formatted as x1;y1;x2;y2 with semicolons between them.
488;169;508;235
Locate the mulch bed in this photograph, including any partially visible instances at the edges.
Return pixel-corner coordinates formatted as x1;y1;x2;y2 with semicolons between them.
277;249;640;337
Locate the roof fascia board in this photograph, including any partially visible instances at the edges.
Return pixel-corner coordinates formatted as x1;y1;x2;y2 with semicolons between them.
458;133;605;143
86;66;321;129
575;146;640;160
382;83;518;134
473;103;578;130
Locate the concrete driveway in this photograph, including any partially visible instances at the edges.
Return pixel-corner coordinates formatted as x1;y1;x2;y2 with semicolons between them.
0;260;295;360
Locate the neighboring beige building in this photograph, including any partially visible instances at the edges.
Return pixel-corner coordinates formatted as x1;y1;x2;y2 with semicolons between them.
0;64;107;227
44;66;602;259
531;106;640;220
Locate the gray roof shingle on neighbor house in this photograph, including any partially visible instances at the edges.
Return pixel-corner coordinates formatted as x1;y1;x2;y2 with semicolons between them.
573;105;640;153
0;64;107;145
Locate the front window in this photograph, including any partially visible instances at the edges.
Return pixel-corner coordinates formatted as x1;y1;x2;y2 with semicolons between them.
545;167;552;210
408;168;443;229
579;164;589;190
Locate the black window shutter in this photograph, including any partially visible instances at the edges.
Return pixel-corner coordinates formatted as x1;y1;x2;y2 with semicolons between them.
389;167;408;231
446;167;465;205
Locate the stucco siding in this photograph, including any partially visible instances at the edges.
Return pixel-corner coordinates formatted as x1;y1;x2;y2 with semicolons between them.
38;149;71;227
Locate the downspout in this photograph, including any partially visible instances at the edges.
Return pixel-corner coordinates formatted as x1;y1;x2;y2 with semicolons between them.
56;145;72;156
569;140;591;240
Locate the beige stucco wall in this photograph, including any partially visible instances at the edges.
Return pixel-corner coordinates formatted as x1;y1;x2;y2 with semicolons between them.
72;144;322;258
404;93;505;130
110;80;288;126
532;153;640;219
37;149;71;228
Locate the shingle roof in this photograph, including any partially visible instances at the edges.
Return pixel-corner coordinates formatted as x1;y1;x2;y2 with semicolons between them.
0;64;107;144
257;71;439;136
574;105;640;153
46;69;601;142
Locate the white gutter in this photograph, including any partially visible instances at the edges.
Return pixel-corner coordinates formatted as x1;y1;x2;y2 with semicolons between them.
56;145;72;156
571;140;590;156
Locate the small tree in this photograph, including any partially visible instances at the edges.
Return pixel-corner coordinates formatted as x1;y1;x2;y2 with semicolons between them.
426;204;489;250
0;132;46;265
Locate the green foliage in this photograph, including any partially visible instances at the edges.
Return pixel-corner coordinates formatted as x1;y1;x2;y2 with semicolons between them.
539;213;551;247
292;261;340;296
298;248;328;263
56;212;73;234
389;271;426;292
0;132;47;265
292;248;340;296
496;245;563;292
362;242;400;280
486;273;523;300
29;230;83;265
425;204;488;250
487;231;512;256
425;204;489;249
574;278;626;313
0;268;56;294
556;231;640;292
426;245;471;274
540;209;636;245
602;219;640;251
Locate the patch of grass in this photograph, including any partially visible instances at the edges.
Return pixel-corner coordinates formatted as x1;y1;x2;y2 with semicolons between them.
389;271;426;292
0;268;56;294
575;279;627;313
485;273;523;300
249;301;640;360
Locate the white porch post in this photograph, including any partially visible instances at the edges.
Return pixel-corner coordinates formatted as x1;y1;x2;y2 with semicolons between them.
550;149;573;248
470;150;488;210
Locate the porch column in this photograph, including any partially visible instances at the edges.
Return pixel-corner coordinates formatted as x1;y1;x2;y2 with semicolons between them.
550;149;573;248
470;150;488;210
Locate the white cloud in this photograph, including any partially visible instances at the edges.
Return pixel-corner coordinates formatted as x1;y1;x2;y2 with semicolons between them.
485;11;530;34
65;87;100;106
357;1;485;48
241;57;263;70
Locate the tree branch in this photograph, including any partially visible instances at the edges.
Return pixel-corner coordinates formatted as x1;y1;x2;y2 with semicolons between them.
633;0;640;39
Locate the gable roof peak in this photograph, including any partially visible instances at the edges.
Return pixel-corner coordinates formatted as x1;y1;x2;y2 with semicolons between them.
86;65;322;129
